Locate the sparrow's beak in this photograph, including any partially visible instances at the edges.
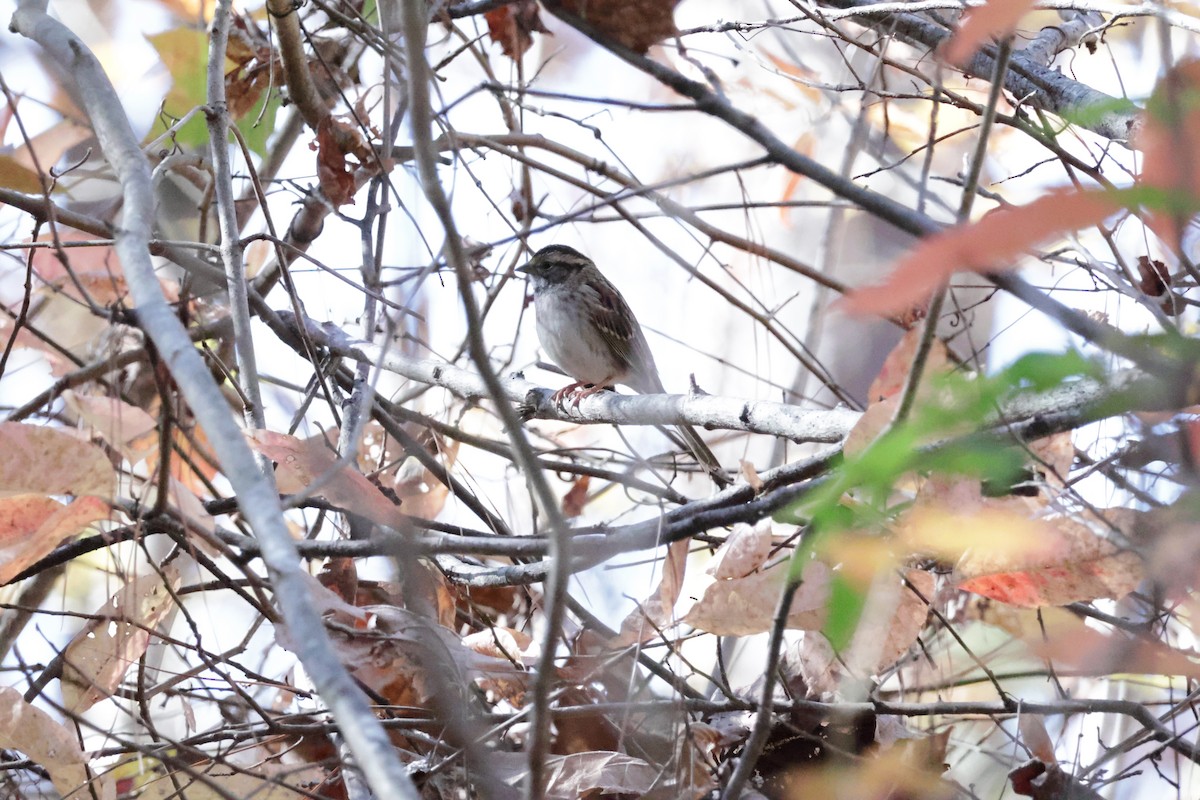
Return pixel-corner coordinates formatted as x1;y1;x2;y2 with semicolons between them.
515;261;533;275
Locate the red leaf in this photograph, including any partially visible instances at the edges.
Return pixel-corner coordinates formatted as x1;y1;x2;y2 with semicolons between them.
484;0;549;60
1136;59;1200;249
561;474;591;518
842;190;1122;316
246;429;405;529
1136;255;1169;296
942;0;1037;67
314;117;357;207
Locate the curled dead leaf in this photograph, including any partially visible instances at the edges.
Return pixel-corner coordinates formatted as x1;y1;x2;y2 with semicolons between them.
485;0;549;59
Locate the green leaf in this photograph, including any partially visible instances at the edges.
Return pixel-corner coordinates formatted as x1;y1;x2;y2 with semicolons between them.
917;439;1026;484
1001;350;1101;392
1059;96;1141;131
147;28;211;150
0;156;44;193
235;89;280;159
823;572;868;652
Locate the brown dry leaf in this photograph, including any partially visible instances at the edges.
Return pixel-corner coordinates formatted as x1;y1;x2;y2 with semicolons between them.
561;474;591;518
842;189;1121;316
1137;255;1170;296
485;0;550;59
1028;431;1074;486
547;0;680;54
1019;713;1056;763
781;744;956;800
330;605;527;707
682;558;830;636
844;330;956;455
360;421;457;520
709;519;774;580
463;626;537;704
61;565;180;713
406;561;459;629
842;395;899;457
0;313;76;375
611;537;689;646
943;0;1037;66
0;154;45;192
739;459;765;492
247;429;405;529
0;494;109;584
795;570;933;695
63;391;159;465
901;500;1057;565
1137;60;1200;248
154;423;220;498
778;131;817;219
0;686;114;800
224;19;278;120
492;751;662;799
1027;607;1200;679
542;751;659;799
115;746;324;800
867;327;951;403
954;512;1143;607
317;557;359;608
313;116;357;207
167;478;215;538
844;569;933;676
6;116;92;175
0;422;114;498
28;231;118;283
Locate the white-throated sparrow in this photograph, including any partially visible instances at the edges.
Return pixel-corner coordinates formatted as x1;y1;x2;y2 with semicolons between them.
518;244;728;487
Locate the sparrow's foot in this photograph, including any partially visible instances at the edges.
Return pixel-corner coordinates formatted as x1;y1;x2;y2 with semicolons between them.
550;382;586;407
570;382;618;409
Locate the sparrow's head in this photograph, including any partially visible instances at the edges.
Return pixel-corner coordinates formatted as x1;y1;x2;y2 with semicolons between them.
517;245;595;288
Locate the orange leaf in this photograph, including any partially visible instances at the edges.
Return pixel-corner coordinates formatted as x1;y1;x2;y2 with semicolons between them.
708;520;773;580
1136;59;1200;248
1029;608;1200;678
61;565;181;713
842;189;1122;316
561;474;591;518
943;0;1037;67
611;537;689;646
682;558;829;635
247;429;405;530
0;422;115;498
63;391;159;465
0;495;109;584
954;512;1143;606
0;686;114;799
867;327;951;402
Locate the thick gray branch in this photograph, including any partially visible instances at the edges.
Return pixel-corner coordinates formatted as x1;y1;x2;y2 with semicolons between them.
279;310;860;442
8;4;418;797
820;0;1140;142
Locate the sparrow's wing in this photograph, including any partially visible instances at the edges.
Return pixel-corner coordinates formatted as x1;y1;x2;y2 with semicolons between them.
585;277;664;393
